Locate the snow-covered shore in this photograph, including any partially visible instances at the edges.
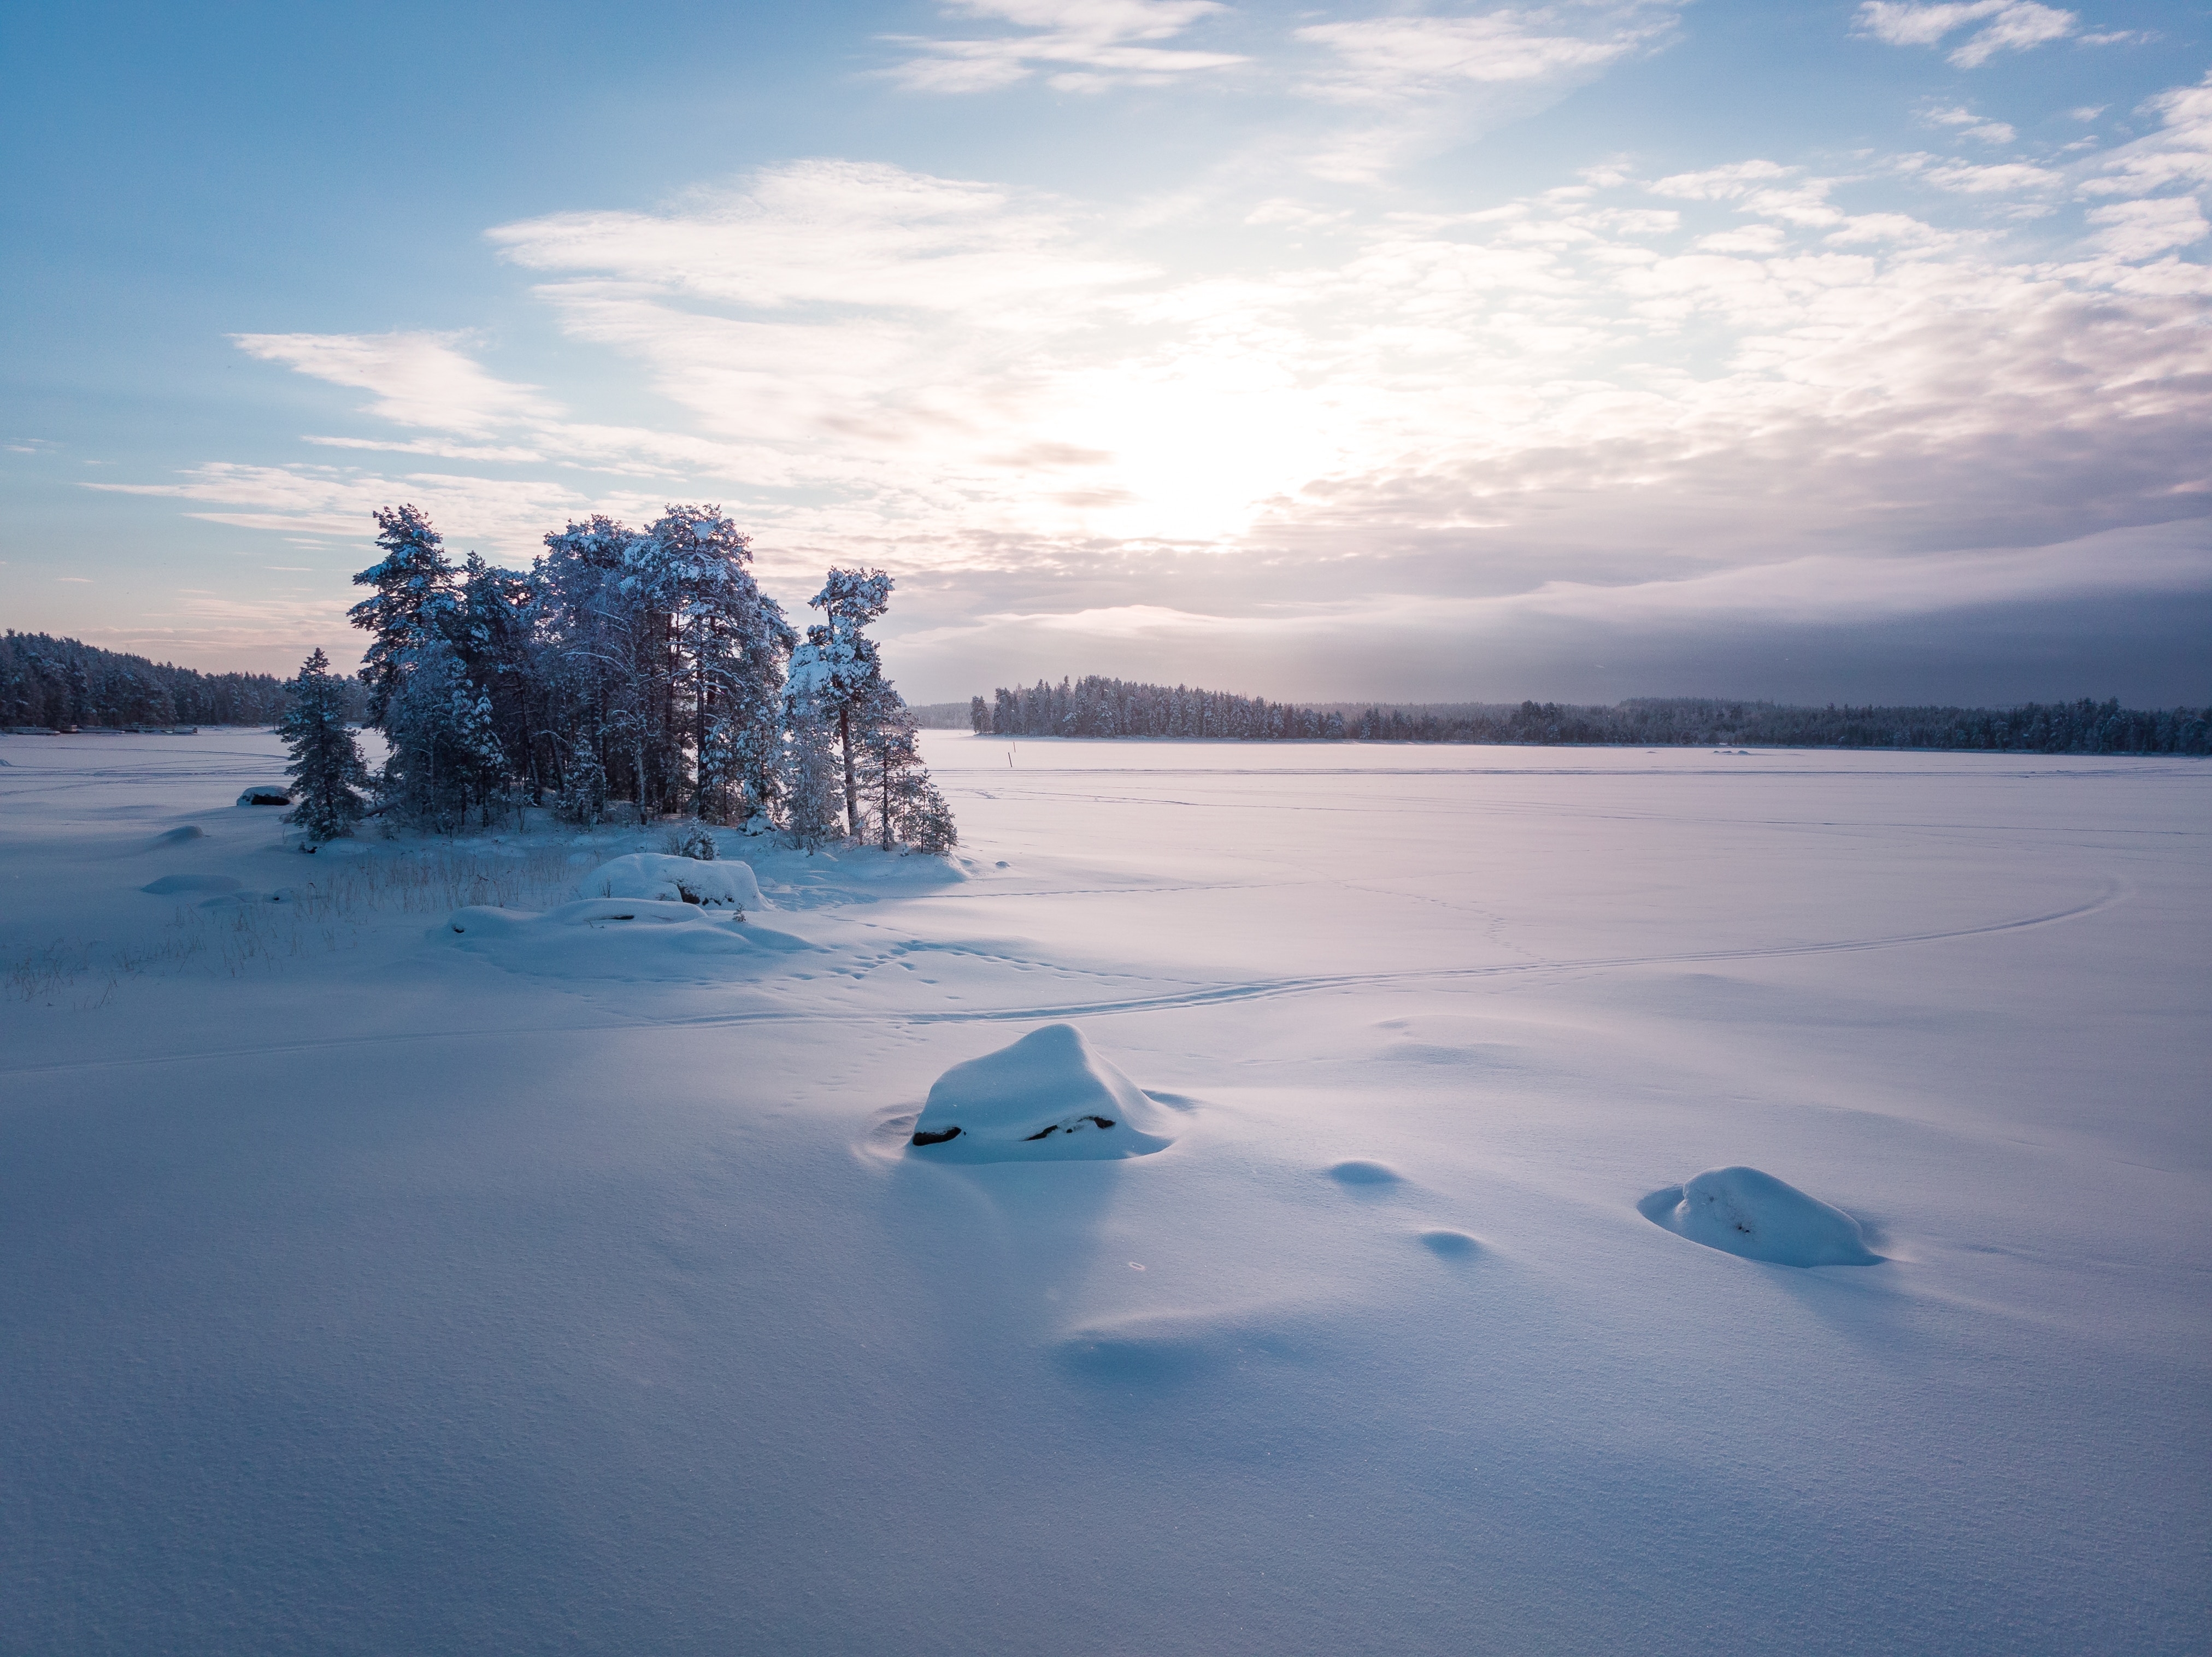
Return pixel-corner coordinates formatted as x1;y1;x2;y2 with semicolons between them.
3;729;2206;1654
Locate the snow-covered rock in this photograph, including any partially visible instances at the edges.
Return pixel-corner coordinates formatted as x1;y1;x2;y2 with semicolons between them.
237;786;291;806
907;1024;1174;1163
580;853;761;909
1639;1166;1880;1267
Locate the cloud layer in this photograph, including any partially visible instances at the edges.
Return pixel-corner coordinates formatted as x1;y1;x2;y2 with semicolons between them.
94;20;2212;697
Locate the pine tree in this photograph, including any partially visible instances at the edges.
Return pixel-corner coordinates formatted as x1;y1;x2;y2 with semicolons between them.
856;693;957;854
349;504;456;725
554;732;608;825
278;648;370;844
789;568;892;838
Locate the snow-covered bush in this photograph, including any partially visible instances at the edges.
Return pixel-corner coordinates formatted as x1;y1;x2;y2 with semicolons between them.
580;853;760;910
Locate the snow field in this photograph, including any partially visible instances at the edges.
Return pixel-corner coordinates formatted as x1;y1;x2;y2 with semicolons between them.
0;729;2207;1655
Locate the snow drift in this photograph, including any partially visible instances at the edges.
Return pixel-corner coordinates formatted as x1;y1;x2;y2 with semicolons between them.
907;1024;1174;1162
581;853;762;910
442;898;813;978
1639;1166;1880;1267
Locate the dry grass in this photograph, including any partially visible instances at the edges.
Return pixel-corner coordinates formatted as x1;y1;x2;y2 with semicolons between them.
5;839;591;1004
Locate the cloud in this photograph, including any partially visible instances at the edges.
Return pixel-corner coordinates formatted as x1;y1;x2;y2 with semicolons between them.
1922;104;2016;144
2084;72;2212;198
882;0;1242;94
2086;195;2210;258
1291;4;1683;181
87;462;613;557
1854;1;2079;67
1912;157;2062;193
1292;10;1650;104
111;73;2212;690
229;332;558;436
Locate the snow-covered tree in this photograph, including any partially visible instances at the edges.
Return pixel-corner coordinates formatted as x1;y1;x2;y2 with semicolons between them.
856;692;958;853
555;731;608;826
349;504;456;725
787;567;891;838
278;648;370;843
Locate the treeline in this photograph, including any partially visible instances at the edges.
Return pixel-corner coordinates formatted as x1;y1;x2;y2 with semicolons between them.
336;504;953;849
0;631;366;729
972;679;2211;755
978;677;1346;741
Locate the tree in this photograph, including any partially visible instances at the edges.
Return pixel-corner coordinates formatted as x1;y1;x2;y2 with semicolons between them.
349;504;456;725
554;732;608;826
787;567;892;838
857;692;958;854
969;694;991;734
278;649;370;843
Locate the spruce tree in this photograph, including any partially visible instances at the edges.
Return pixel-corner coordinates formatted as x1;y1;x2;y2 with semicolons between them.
349;504;456;725
279;648;370;844
790;568;891;838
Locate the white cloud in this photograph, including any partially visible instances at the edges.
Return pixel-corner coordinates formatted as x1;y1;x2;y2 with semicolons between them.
2084;72;2212;197
1915;158;2063;192
883;0;1241;94
229;332;557;436
1292;10;1648;104
1923;104;2017;144
2086;195;2210;258
1291;4;1682;181
1855;1;2079;67
115;73;2212;654
87;462;613;558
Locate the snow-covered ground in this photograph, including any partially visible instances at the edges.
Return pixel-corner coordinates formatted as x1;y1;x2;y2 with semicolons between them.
2;729;2206;1655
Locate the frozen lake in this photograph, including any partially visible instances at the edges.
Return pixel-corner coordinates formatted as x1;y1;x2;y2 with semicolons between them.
2;730;2207;1654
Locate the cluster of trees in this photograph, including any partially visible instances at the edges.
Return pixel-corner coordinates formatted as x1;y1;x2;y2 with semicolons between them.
1342;697;2212;754
974;677;1348;741
279;502;954;850
971;678;2210;756
0;631;360;729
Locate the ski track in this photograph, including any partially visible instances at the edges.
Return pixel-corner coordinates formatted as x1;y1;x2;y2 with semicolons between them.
0;879;2126;1078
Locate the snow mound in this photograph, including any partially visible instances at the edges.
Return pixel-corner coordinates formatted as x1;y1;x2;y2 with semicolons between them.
1638;1166;1880;1267
1418;1229;1480;1258
907;1024;1173;1163
150;825;204;845
440;900;814;978
1328;1159;1402;1186
1055;1305;1314;1386
236;786;291;806
580;853;762;909
142;874;242;895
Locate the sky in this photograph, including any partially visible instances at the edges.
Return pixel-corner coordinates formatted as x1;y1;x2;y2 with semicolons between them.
3;0;2208;706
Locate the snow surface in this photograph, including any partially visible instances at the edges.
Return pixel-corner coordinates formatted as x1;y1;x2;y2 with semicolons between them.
1;728;2208;1655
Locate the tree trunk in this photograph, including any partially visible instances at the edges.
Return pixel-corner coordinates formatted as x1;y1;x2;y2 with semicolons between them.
839;705;859;839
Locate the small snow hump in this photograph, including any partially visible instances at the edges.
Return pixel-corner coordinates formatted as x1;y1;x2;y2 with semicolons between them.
151;825;204;845
1638;1166;1880;1268
142;874;242;896
907;1024;1173;1164
1328;1160;1403;1186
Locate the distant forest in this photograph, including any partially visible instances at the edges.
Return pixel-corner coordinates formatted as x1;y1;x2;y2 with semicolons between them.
1;632;367;730
974;677;2211;755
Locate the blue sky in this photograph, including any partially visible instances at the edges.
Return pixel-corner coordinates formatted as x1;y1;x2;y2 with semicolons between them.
4;0;2207;702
